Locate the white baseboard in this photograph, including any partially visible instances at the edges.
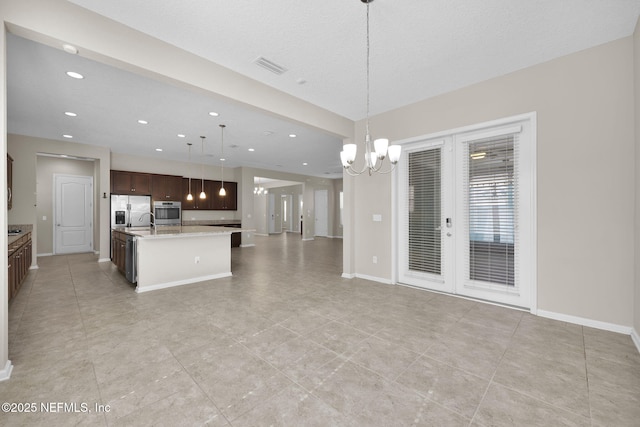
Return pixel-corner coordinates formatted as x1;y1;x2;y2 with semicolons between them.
254;233;269;237
342;272;393;285
239;244;255;248
632;328;640;354
354;273;394;285
0;360;13;382
302;238;314;241
537;309;633;335
94;250;100;255
135;272;232;293
37;253;54;257
98;258;111;263
328;235;343;239
29;265;39;270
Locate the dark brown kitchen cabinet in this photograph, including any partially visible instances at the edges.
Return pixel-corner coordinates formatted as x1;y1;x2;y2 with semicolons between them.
211;181;237;210
8;232;31;301
7;154;13;210
152;174;183;202
182;177;212;210
111;170;151;195
111;230;127;274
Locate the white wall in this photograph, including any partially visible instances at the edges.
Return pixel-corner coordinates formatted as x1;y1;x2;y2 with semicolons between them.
345;36;636;328
0;20;9;380
634;18;640;339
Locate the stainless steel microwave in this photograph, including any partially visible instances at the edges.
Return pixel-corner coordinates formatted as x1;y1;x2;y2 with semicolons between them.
153;201;181;225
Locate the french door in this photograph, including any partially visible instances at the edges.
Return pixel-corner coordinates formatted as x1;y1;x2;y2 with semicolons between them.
397;115;535;309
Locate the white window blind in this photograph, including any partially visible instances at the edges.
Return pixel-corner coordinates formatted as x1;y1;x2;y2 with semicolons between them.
408;148;442;275
463;133;518;287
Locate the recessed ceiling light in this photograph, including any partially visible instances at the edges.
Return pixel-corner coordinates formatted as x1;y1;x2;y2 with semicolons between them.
303;162;308;166
137;119;148;125
66;71;84;79
177;134;186;138
289;134;297;138
63;134;73;139
248;148;255;152
64;111;77;117
62;44;78;55
220;158;226;162
155;148;163;152
208;112;219;117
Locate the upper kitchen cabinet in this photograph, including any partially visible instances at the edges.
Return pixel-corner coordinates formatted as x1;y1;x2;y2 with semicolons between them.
7;154;13;210
211;181;237;210
182;177;211;210
151;174;183;202
111;170;152;195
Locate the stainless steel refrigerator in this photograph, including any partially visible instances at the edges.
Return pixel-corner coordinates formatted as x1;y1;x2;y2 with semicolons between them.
110;195;152;228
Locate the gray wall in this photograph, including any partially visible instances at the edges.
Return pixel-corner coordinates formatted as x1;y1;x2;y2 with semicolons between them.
345;36;636;328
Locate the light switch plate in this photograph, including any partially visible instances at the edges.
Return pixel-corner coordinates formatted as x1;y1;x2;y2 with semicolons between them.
373;214;382;222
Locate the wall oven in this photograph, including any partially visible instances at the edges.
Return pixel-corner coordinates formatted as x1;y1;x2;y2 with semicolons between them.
153;201;181;226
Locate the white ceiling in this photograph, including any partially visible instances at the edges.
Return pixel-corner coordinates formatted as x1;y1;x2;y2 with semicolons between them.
7;0;640;177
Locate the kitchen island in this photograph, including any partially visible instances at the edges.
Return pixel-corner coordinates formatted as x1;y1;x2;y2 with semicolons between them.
112;225;250;293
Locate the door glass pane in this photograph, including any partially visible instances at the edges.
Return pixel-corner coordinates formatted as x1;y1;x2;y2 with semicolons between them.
408;149;441;275
468;135;515;286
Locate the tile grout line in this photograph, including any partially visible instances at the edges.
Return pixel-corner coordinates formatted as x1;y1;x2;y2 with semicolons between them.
467;310;524;426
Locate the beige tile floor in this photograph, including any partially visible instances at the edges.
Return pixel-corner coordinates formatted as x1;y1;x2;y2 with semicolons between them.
1;233;639;426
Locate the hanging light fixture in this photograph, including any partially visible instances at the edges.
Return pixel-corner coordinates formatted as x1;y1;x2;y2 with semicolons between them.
254;177;266;195
199;136;206;199
219;124;226;197
186;142;193;201
340;0;401;176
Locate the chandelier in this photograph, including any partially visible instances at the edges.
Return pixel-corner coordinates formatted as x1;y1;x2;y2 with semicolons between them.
254;177;268;195
340;0;401;176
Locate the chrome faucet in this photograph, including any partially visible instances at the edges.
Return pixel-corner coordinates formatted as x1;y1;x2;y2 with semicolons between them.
139;211;155;227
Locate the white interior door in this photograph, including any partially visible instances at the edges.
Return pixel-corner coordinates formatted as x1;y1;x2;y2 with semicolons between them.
397;115;535;309
55;174;93;254
314;190;328;237
268;193;276;234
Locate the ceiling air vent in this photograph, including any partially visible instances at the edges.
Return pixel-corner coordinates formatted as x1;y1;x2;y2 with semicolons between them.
254;57;288;75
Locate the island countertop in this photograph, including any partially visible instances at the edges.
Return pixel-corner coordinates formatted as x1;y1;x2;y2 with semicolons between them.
112;225;251;239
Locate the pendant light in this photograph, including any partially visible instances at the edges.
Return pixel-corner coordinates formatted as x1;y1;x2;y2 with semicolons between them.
199;136;206;199
340;0;401;176
219;124;226;197
186;142;193;201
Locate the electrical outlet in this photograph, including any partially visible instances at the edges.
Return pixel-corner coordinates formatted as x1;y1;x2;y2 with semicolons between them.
372;256;378;264
195;256;200;264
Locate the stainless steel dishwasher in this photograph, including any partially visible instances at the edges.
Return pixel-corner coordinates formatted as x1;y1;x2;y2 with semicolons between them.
125;235;137;283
